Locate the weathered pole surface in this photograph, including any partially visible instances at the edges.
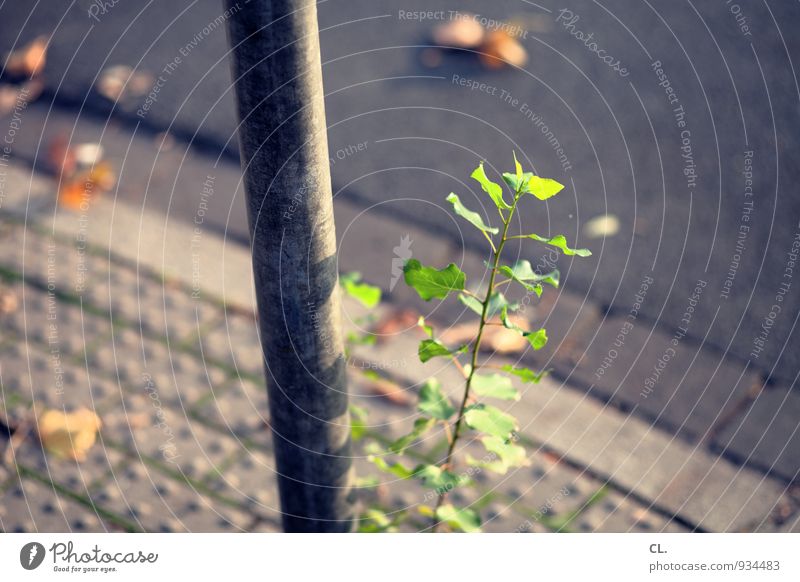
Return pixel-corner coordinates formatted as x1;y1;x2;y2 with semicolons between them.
224;0;354;532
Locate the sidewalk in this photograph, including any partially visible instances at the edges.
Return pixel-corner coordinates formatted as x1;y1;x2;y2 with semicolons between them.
0;160;797;533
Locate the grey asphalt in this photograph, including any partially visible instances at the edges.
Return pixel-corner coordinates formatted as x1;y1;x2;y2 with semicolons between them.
2;0;799;386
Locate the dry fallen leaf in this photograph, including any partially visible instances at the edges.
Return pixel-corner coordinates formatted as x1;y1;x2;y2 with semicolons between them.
373;308;423;340
432;15;485;49
479;31;528;69
38;408;102;462
58;161;116;209
5;36;48;78
358;372;413;406
96;65;153;102
439;314;531;354
0;287;19;315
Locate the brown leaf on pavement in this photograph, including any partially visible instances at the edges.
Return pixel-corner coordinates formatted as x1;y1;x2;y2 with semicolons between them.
439;314;531;354
58;161;116;209
432;15;485;49
5;36;48;78
479;31;528;69
37;408;102;462
358;372;413;406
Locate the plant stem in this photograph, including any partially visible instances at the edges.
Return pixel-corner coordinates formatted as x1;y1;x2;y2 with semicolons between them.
431;194;519;531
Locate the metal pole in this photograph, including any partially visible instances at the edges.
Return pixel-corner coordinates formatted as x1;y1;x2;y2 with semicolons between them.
224;0;354;532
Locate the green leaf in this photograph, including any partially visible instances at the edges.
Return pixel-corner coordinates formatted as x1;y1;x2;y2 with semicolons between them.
418;339;451;363
403;259;466;300
368;455;415;479
471;373;519;401
499;260;560;295
340;272;381;308
500;307;549;350
525;175;565;200
414;464;465;492
435;504;482;533
349;404;368;441
519;233;592;257
445;193;499;235
479;435;528;473
418;378;455;420
471;162;511;210
501;365;548;384
458;291;516;317
464;404;518;439
388;417;436;454
417;316;433;338
513;151;523;180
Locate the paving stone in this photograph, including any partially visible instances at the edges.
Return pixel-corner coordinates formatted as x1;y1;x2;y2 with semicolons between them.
14;444;128;498
192;377;269;441
574;489;688;533
4;281;112;359
506;371;790;532
568;314;758;441
197;313;265;378
88;462;253;532
0;478;105;533
90;329;228;411
0;341;116;413
104;394;240;481
713;384;800;483
203;448;281;523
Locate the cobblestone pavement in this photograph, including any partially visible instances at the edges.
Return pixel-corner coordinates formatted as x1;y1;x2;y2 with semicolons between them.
0;163;797;532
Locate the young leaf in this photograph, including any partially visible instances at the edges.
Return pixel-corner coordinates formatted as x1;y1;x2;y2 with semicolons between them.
445;193;499;234
499;260;560;295
501;365;548;384
388;417;436;454
404;259;466;300
500;307;549;350
415;464;465;492
368;455;416;479
339;272;381;308
524;175;565;200
518;233;592;257
435;504;482;533
417;316;433;338
471;162;511;210
471;373;520;401
418;339;452;363
464;403;518;439
479;435;528;473
418;378;455;420
458;291;515;317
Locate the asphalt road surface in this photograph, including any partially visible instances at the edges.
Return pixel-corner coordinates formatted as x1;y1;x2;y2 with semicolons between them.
2;0;799;382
